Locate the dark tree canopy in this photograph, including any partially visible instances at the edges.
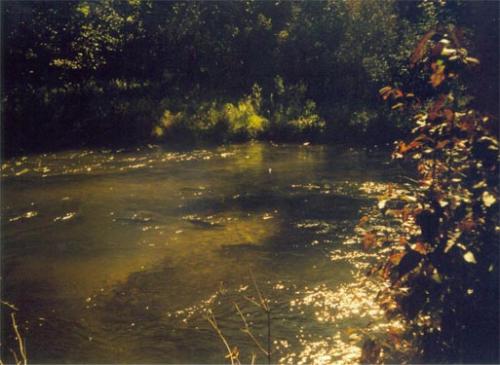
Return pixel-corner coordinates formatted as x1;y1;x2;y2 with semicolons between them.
1;1;498;155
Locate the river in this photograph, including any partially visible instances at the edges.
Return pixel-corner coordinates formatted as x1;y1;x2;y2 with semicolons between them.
1;142;405;364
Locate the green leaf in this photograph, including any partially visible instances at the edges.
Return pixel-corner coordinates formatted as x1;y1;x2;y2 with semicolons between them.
77;3;90;17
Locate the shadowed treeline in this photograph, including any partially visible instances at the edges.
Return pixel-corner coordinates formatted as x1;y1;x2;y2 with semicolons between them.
2;1;497;155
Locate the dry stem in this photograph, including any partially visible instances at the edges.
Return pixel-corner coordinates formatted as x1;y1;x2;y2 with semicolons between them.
207;310;240;365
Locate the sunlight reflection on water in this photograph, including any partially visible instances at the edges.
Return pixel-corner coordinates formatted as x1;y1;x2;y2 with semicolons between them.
1;142;404;364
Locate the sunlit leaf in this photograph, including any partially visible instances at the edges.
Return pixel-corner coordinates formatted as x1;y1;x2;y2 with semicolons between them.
389;252;405;265
441;47;457;57
478;136;498;147
379;86;392;96
482;191;496;207
412;242;428;255
392;89;404;99
432;269;442;283
473;181;487;189
463;251;477;264
77;3;91;17
358;215;369;225
465;57;480;65
430;62;446;88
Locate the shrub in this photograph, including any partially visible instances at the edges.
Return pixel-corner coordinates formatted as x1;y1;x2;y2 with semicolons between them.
152;85;268;143
366;25;499;363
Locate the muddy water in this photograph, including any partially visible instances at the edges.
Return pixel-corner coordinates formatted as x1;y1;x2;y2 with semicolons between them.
1;142;403;364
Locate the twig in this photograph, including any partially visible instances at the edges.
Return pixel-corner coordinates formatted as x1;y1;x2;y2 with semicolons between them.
234;303;268;357
247;270;271;364
206;311;239;365
399;176;420;185
11;312;27;365
266;309;271;365
1;300;19;311
249;270;269;312
243;295;262;309
9;348;20;365
250;353;256;365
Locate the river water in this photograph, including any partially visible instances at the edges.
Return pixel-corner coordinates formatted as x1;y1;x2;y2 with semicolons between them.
1;142;404;364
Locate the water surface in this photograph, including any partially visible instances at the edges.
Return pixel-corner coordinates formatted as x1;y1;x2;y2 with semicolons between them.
2;142;402;364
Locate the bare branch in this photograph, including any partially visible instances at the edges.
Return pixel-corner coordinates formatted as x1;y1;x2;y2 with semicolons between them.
206;311;238;365
249;270;269;312
234;303;268;357
243;295;263;309
1;300;19;311
9;348;20;365
11;312;27;365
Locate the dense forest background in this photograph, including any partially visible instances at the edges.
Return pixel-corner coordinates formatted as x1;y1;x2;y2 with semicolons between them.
1;0;498;156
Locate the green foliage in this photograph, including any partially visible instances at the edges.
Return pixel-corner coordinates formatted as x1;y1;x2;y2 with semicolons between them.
2;1;497;154
262;76;325;140
152;85;267;143
288;100;325;138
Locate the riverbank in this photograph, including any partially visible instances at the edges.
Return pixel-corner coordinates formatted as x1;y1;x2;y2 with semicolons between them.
2;83;405;159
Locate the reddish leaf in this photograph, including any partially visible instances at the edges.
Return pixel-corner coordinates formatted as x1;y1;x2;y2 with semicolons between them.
379;86;393;100
389;252;405;265
359;215;369;226
436;140;449;150
428;95;447;121
431;43;444;57
392;89;404;99
443;108;454;123
397;139;423;155
430;62;446;88
402;206;412;222
387;183;394;196
459;217;476;232
457;114;476;132
449;26;464;48
362;231;377;251
410;30;436;67
412;242;429;255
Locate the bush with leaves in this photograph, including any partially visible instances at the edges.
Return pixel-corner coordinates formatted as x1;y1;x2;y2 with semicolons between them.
152;84;268;143
368;25;498;363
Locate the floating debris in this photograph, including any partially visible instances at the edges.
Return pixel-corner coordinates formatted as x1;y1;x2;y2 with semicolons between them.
54;212;77;222
9;211;38;222
183;214;224;228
